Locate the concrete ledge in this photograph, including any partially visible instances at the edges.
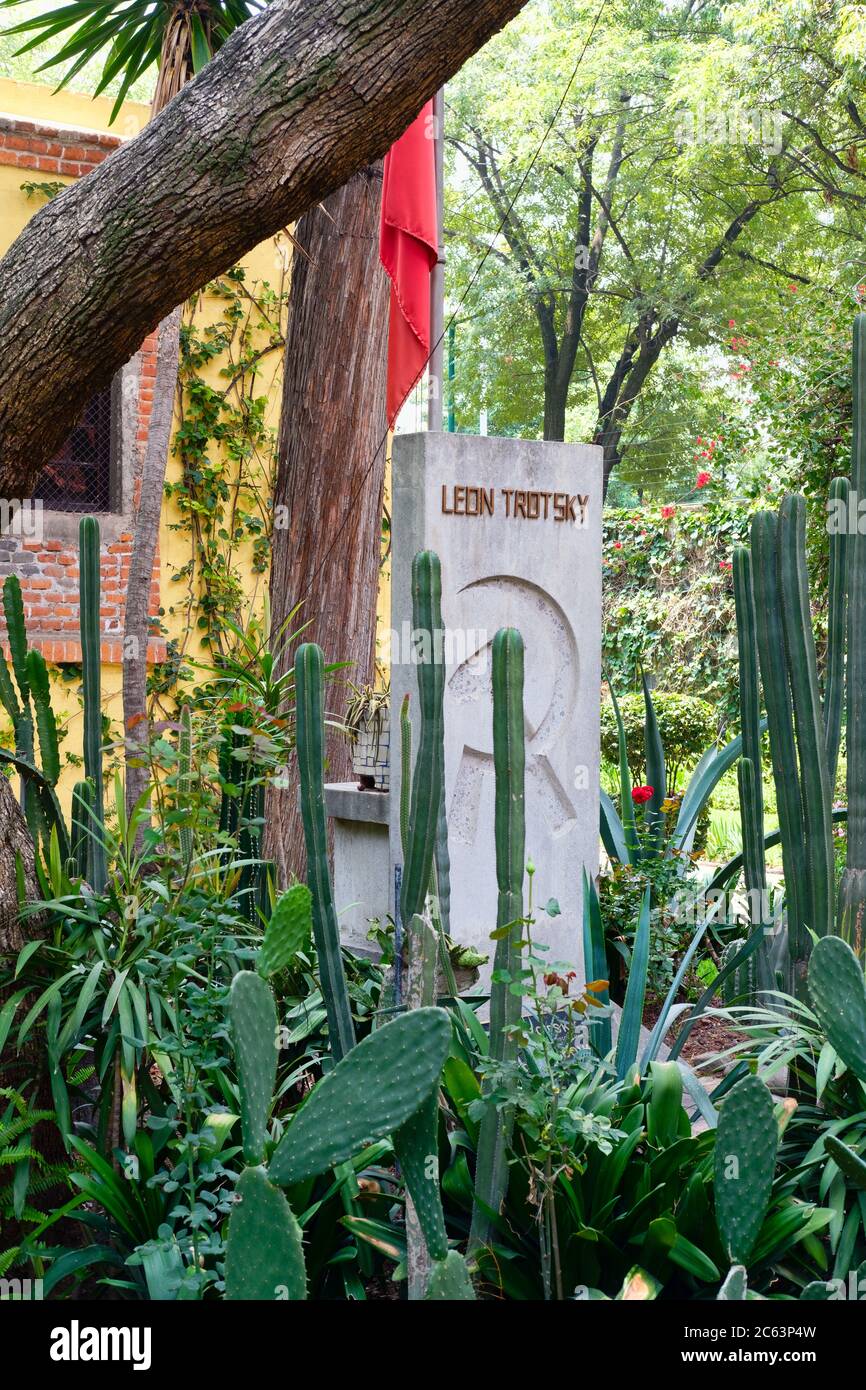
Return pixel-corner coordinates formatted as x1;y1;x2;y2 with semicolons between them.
325;782;391;825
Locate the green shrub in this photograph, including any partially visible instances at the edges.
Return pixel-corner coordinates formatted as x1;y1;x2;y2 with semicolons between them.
600;691;717;791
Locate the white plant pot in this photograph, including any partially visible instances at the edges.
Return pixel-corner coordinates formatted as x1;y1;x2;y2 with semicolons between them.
350;709;390;791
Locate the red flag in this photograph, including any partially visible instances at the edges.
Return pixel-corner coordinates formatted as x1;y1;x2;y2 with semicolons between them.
380;100;438;428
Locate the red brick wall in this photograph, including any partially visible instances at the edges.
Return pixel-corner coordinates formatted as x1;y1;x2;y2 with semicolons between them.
0;113;165;666
0;115;122;177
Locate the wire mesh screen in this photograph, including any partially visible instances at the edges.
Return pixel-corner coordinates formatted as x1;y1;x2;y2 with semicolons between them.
34;386;113;512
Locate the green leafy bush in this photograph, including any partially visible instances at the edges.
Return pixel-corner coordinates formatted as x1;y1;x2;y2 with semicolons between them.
603;500;762;729
601;691;717;792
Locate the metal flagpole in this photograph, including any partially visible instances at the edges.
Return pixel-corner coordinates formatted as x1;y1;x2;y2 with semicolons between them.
428;87;445;431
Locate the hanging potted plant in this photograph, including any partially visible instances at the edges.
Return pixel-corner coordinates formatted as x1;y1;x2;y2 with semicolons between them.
345;682;390;791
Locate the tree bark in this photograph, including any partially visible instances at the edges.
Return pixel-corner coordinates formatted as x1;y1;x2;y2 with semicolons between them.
0;0;528;497
0;775;42;1091
122;12;201;824
123;307;182;823
543;375;567;441
265;166;389;883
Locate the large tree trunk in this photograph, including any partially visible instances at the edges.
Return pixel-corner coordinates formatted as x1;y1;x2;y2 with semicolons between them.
122;13;200;822
265;166;389;883
0;777;39;963
0;0;527;497
123;307;182;823
543;373;567;441
0;776;42;1092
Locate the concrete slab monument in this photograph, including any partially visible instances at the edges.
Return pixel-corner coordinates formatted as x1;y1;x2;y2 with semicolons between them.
388;431;603;984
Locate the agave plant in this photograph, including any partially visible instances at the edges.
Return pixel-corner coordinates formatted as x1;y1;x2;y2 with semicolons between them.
600;671;759;871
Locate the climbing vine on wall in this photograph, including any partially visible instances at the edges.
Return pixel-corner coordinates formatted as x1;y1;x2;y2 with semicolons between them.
603;494;767;732
161;262;289;691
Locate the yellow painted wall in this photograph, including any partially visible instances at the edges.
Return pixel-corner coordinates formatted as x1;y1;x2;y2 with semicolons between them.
0;78;151;265
0;78;288;806
0;76;151;135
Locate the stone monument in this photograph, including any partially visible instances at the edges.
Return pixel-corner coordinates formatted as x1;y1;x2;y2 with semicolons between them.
325;431;602;987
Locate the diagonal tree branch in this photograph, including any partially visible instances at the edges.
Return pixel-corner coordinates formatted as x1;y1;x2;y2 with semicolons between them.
0;0;530;496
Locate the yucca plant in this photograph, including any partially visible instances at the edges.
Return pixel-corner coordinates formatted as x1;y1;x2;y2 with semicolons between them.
0;0;264;120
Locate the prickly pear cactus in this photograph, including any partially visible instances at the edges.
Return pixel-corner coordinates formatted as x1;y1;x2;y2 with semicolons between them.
229;972;277;1165
717;1265;748;1300
713;1074;778;1264
393;1089;447;1263
825;1134;866;1189
258;883;312;979
225;1166;306;1301
808;935;866;1082
425;1250;476;1301
268;1006;451;1186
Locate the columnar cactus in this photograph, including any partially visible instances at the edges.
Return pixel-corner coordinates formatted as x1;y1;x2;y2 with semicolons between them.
841;313;866;949
399;692;412;861
433;734;452;935
749;510;809;993
0;575;63;846
295;641;356;1061
733;548;766;932
469;626;525;1256
400;551;446;927
777;494;834;943
825;474;848;789
70;780;94;881
80;516;107;891
0;575;75;860
719;931;758;1006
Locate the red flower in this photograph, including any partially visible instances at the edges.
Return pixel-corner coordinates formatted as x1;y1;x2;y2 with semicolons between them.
719;560;732;571
696;471;711;489
631;785;654;805
613;540;623;550
728;319;736;328
661;505;676;520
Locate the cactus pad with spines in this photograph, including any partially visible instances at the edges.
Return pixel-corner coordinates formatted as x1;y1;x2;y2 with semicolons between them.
717;1265;748;1300
425;1251;476;1300
225;1166;306;1301
268;1007;450;1186
229;972;277;1165
825;1134;866;1190
808;935;866;1082
393;1088;448;1262
258;883;312;979
714;1074;778;1264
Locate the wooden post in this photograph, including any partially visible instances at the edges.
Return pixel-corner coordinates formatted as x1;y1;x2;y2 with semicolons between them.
404;908;438;1298
428;87;446;431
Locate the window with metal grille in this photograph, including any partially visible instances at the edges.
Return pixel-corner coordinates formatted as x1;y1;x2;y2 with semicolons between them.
34;383;115;512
